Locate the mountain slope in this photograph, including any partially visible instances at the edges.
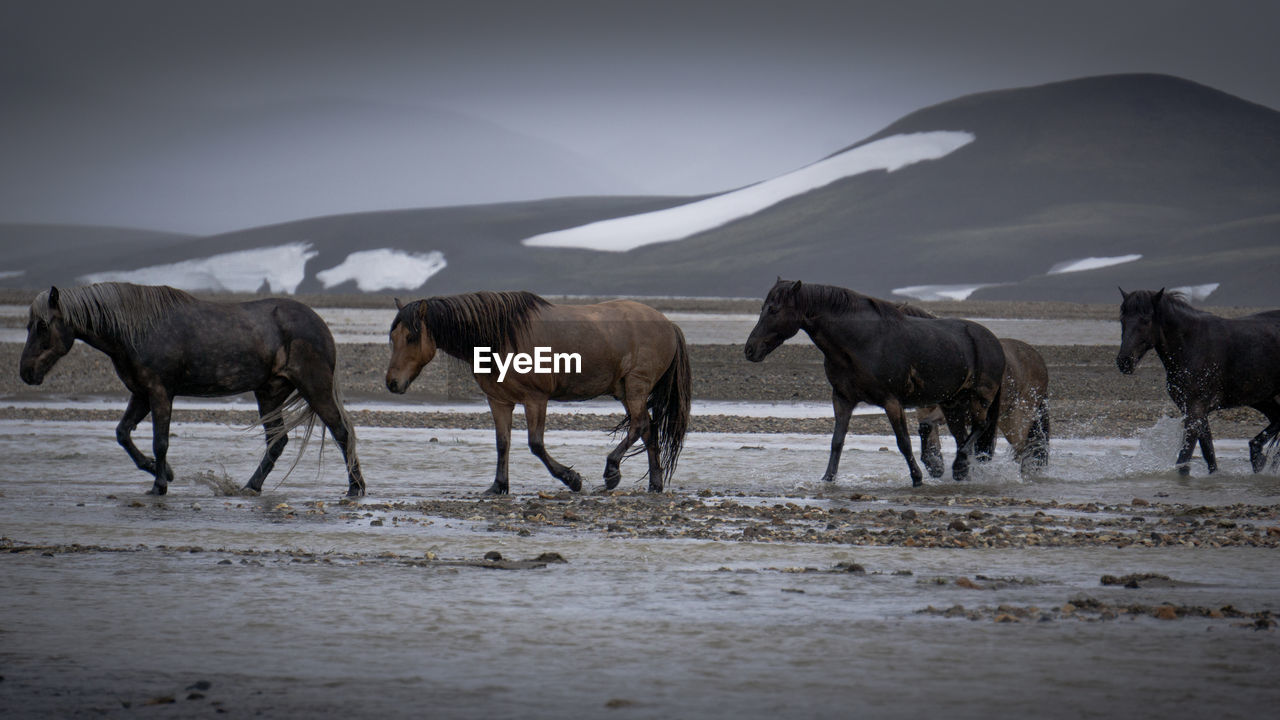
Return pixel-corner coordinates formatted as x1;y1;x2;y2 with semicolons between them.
3;74;1276;305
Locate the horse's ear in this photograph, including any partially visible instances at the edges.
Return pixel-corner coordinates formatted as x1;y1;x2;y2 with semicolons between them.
1153;288;1165;304
394;297;403;311
1118;286;1129;300
790;280;803;294
48;286;60;310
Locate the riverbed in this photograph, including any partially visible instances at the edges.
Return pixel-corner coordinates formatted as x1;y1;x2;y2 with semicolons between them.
2;417;1278;719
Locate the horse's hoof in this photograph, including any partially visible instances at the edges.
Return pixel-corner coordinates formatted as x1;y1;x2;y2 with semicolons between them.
346;487;365;498
603;470;621;490
562;469;583;493
146;484;167;496
820;473;836;483
1176;464;1191;476
912;479;923;488
483;483;509;495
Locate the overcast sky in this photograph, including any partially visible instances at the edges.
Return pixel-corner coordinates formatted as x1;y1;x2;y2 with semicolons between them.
2;0;1277;235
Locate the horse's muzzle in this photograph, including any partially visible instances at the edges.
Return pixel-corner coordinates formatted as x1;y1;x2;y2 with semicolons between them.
386;377;407;394
19;365;42;385
1116;356;1136;375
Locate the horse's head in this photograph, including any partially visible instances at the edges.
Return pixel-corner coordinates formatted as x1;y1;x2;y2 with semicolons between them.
20;287;76;385
1116;287;1163;374
745;278;805;362
386;298;437;394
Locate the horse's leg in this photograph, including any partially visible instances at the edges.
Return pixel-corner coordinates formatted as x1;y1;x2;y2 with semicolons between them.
116;392;156;475
644;409;663;492
487;398;515;495
146;389;175;495
971;394;999;463
1176;409;1211;475
1198;424;1217;474
291;367;365;497
243;386;291;494
883;398;924;487
821;390;856;483
942;409;974;482
1247;399;1280;473
917;407;946;479
525;398;583;492
603;382;649;491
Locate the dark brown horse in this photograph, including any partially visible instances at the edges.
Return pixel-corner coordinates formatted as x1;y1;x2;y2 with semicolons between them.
19;283;364;496
1117;288;1280;474
745;279;1004;486
385;291;691;494
917;338;1051;477
896;303;1050;477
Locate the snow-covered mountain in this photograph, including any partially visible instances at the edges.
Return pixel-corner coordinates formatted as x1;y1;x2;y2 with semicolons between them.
3;74;1277;305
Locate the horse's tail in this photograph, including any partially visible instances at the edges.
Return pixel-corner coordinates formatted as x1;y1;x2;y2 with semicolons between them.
1021;396;1050;474
259;383;359;488
649;324;692;488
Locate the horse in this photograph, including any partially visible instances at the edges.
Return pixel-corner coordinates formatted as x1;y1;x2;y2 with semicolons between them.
917;338;1051;477
1117;288;1280;474
19;283;364;496
894;303;1050;476
385;291;691;494
744;279;1005;486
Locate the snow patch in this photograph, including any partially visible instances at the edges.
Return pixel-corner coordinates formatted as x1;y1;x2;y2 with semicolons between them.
316;249;446;292
1047;254;1142;274
0;270;24;280
521;131;976;252
79;242;316;293
892;284;996;302
1170;282;1219;301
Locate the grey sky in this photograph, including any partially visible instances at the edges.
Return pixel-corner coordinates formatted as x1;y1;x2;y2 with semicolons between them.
2;0;1277;234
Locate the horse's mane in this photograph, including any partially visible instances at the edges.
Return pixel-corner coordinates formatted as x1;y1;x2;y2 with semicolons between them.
32;282;198;350
400;290;550;358
895;302;938;319
1122;288;1198;319
788;282;904;319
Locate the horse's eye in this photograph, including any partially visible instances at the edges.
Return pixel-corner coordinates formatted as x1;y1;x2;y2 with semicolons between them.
766;305;779;315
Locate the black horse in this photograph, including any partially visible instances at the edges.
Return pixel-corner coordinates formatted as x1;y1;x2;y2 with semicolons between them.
745;279;1005;486
19;283;364;496
1117;288;1280;474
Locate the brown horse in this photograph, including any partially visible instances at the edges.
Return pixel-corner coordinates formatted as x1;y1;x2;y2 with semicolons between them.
917;338;1051;477
386;291;691;494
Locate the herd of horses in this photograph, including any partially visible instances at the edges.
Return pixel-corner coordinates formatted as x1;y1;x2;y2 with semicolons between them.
18;280;1280;497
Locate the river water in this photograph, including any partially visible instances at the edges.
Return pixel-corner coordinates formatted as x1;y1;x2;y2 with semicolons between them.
2;417;1278;718
0;306;1119;346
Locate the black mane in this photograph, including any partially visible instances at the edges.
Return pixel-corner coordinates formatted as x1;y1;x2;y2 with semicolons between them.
1121;289;1197;319
784;282;905;319
397;291;550;359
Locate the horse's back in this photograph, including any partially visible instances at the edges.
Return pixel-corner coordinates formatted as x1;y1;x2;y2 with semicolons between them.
239;297;336;358
998;338;1048;396
537;300;676;349
524;300;679;395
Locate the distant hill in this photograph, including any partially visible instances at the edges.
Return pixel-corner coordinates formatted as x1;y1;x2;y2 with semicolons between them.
3;74;1276;305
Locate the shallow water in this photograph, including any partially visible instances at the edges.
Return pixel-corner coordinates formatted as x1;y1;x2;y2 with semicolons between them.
2;418;1278;718
1;306;1118;346
306;308;1120;346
